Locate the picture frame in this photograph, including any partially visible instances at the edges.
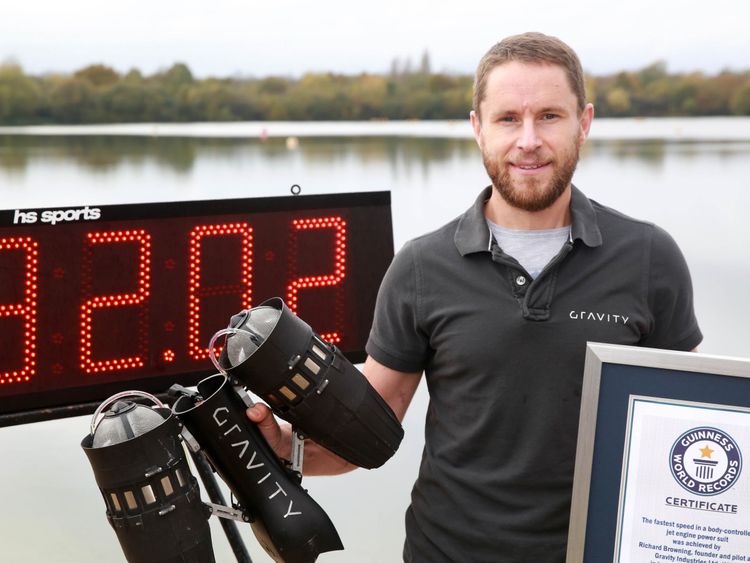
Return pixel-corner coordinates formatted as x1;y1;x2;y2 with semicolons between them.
566;342;750;562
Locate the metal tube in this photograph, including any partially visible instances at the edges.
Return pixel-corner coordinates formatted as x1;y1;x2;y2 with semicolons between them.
190;448;253;563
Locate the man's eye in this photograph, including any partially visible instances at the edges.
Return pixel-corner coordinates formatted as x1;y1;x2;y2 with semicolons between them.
498;116;516;123
542;113;558;120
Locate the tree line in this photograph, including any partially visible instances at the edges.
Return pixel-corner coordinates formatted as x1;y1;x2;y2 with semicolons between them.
0;60;749;125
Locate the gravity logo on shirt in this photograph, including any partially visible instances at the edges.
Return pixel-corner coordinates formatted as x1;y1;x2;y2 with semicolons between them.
568;310;630;324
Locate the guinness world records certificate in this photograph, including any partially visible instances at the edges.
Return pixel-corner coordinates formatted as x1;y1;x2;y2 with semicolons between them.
615;397;750;561
567;344;750;563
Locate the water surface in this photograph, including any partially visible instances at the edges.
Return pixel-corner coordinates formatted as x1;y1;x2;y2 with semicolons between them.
0;125;749;562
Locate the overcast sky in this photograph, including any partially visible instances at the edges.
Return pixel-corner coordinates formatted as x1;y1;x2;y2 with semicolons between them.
3;0;749;78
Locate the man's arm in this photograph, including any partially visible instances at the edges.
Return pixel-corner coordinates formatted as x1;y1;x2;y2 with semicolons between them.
246;355;422;475
363;355;422;422
642;225;703;351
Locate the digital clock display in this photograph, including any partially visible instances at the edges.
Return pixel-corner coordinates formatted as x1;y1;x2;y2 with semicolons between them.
0;192;393;421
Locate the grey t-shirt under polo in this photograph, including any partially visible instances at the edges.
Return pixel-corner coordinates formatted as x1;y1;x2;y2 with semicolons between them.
487;220;571;279
366;186;702;563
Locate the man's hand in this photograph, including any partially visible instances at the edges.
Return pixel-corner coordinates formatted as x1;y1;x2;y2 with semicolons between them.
246;403;292;460
243;356;422;475
244;401;355;475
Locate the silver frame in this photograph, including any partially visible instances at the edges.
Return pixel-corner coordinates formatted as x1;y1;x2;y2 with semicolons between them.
566;342;750;563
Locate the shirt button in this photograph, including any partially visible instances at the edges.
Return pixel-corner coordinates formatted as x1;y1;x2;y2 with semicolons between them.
515;275;527;286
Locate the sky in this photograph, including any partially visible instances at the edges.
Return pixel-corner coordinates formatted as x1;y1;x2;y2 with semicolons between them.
3;0;750;79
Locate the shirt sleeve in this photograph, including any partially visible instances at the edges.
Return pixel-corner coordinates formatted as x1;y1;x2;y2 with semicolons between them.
640;225;703;351
365;240;430;373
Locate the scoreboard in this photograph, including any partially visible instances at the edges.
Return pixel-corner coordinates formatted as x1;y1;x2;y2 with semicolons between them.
0;191;393;422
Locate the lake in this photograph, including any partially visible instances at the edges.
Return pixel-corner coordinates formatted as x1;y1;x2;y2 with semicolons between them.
1;118;749;562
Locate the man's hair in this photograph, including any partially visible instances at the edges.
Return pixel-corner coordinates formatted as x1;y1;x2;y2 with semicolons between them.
473;32;586;118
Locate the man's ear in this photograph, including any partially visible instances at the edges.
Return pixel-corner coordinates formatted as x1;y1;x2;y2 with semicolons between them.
470;110;483;149
578;103;594;146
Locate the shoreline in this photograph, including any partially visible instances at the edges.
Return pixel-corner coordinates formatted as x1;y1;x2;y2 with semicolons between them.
0;117;749;142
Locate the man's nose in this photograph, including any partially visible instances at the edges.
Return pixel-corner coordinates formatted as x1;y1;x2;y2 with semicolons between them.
516;120;542;152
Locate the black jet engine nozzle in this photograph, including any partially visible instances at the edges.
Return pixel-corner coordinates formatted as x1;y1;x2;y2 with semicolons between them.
81;391;214;563
172;374;343;563
208;297;404;469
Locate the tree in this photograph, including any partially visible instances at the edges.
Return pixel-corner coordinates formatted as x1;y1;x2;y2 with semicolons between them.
419;51;432;75
48;77;96;122
584;73;597;105
101;82;150;121
164;63;193;85
606;87;632;115
123;69;144;83
349;74;387;119
638;60;668;86
258;76;290;95
74;64;119;88
184;79;237;121
729;78;750;115
0;64;42;123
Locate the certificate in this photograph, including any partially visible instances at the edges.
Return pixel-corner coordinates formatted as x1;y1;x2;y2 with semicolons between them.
567;343;750;563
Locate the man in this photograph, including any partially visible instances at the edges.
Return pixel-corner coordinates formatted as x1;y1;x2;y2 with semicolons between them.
249;32;702;562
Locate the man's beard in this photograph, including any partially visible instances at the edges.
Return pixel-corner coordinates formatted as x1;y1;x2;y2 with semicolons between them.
482;140;580;212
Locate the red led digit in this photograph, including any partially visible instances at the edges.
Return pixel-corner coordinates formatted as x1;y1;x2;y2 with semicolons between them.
0;237;38;384
287;216;347;343
188;223;253;360
80;230;152;374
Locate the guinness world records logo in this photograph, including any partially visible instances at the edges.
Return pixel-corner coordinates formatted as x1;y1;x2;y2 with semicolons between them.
670;427;742;496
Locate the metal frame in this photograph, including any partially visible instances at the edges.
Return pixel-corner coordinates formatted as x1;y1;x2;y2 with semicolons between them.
566;342;750;562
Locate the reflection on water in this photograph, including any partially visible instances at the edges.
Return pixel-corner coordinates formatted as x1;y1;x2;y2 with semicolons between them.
0;135;481;175
584;140;668;167
585;139;750;168
3;134;749;180
0;135;199;174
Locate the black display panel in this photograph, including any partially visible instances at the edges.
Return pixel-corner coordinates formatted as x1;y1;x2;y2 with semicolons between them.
0;192;393;420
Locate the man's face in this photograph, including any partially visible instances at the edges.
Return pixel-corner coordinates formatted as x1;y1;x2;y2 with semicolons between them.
470;61;593;212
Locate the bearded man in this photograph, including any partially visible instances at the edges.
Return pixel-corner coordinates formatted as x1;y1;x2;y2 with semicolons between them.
249;32;702;562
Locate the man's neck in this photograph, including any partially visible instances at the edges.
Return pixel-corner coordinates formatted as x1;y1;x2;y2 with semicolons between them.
484;185;572;230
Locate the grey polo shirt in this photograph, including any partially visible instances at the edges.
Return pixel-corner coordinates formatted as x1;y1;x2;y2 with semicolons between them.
366;186;702;563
